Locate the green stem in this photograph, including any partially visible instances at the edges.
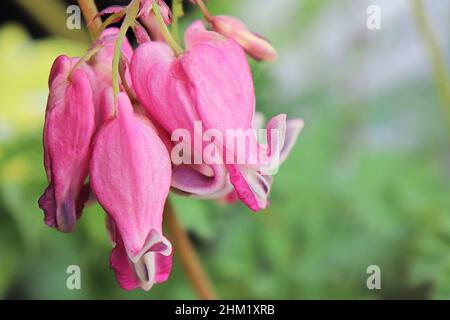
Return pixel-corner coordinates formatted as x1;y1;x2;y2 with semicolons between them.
112;0;140;108
68;45;102;80
119;57;137;104
411;0;450;129
153;1;183;55
194;0;213;22
171;0;184;44
165;201;217;299
96;11;126;40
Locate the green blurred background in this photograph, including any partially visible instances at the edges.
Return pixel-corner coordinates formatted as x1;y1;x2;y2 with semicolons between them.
0;0;449;299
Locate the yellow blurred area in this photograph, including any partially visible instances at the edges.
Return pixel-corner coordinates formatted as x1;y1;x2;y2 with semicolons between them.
1;155;30;184
0;24;85;138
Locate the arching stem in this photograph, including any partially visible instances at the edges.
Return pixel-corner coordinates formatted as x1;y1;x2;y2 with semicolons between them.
194;0;213;22
152;1;183;55
112;0;140;109
164;201;217;300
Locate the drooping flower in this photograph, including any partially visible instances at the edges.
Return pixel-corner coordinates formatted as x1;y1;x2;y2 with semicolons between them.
190;0;276;61
209;15;277;61
90;92;173;291
131;21;303;211
38;55;96;232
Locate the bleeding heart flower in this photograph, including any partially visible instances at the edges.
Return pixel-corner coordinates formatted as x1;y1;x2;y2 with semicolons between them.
210;15;277;61
38;55;96;232
90;92;173;291
131;21;303;211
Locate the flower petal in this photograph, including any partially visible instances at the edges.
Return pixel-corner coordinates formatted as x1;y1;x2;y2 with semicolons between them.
110;228;173;291
131;41;198;135
181;24;255;133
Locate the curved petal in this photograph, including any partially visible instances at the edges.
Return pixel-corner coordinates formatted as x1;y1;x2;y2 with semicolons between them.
131;41;198;135
171;162;232;198
109;233;140;290
110;228;173;291
225;114;298;211
48;55;73;88
227;164;271;211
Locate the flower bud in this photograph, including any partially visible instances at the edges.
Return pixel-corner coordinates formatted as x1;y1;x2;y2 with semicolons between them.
210;15;277;61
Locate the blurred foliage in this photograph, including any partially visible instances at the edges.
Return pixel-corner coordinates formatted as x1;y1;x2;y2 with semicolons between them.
0;0;450;299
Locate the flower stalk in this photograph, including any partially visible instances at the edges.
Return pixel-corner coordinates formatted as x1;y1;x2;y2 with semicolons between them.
171;0;184;44
96;12;126;38
112;0;140;108
77;0;102;39
165;201;217;300
152;1;184;55
194;0;213;22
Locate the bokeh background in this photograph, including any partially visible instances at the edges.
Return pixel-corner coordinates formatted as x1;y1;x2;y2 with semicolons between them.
0;0;449;299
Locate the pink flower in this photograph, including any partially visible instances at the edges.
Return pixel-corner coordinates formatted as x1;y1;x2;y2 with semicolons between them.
90;92;173;291
131;21;303;211
38;55;96;232
210;15;277;61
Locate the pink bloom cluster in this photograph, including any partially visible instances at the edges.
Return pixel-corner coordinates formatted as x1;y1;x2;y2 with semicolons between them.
38;1;303;291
